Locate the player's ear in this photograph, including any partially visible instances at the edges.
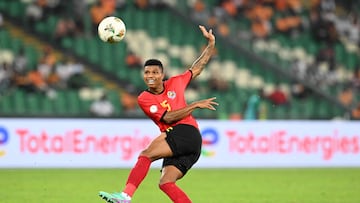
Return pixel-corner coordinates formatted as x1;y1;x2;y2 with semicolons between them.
160;69;166;80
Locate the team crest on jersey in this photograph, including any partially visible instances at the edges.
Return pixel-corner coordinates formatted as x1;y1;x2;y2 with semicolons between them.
150;105;158;113
167;91;176;99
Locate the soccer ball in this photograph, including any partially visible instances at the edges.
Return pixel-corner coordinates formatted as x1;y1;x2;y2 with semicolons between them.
98;16;126;43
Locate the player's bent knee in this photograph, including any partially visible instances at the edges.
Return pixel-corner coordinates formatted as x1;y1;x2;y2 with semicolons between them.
159;178;174;186
159;174;180;185
159;181;174;190
139;148;160;161
139;149;152;159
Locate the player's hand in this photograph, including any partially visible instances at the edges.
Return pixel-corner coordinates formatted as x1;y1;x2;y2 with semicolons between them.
199;25;215;45
193;97;218;111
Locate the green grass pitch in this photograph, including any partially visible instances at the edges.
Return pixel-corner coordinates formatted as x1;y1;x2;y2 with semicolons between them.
1;168;359;203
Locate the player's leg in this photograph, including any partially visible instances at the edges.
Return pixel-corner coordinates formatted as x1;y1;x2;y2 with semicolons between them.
122;132;173;197
99;132;173;203
159;165;192;203
158;124;202;203
140;132;173;160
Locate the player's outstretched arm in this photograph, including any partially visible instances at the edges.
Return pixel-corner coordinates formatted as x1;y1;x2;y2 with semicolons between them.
162;97;218;124
190;25;215;79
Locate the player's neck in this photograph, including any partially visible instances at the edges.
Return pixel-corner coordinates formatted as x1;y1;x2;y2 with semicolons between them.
148;84;164;94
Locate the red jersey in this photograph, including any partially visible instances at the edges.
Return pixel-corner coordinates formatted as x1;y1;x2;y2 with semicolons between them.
138;70;199;132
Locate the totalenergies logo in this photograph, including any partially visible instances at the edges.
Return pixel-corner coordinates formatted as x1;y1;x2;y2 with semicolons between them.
201;127;219;157
0;126;9;157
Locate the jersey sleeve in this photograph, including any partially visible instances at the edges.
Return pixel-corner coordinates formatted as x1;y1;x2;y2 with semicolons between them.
169;70;193;89
138;93;167;122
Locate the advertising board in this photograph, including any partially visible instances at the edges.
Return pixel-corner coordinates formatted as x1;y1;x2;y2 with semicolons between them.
0;119;359;168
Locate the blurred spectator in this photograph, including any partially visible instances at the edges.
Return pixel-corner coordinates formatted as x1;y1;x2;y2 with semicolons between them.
13;46;59;98
220;0;238;18
212;3;227;21
73;0;88;21
90;0;116;34
41;0;61;18
330;11;360;49
309;43;339;86
12;48;28;76
347;15;360;46
39;46;57;68
252;16;272;39
338;86;354;107
319;0;336;16
18;69;50;95
291;83;310;99
287;0;303;14
46;67;60;89
36;70;54;94
273;0;304;37
36;47;58;89
121;90;142;116
315;43;336;71
134;0;149;9
37;56;57;90
274;0;287;12
90;2;106;34
126;51;142;69
310;8;338;43
102;0;116;15
207;13;218;28
208;73;229;92
246;4;273;39
275;13;302;37
351;68;360;91
228;113;242;120
191;0;210;23
0;12;3;29
72;0;93;36
216;22;231;37
246;3;273;21
309;8;324;39
115;0;127;9
56;57;87;89
326;21;339;44
243;88;266;120
25;1;43;27
0;62;13;95
291;58;308;80
351;102;360;120
90;93;115;117
54;16;78;42
268;84;289;105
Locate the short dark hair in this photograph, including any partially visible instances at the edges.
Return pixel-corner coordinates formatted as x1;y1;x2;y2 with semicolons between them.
144;59;163;72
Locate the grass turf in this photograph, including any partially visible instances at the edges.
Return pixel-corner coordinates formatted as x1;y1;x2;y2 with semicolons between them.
0;168;359;203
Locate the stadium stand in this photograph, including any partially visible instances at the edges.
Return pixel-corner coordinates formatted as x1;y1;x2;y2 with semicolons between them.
0;0;358;120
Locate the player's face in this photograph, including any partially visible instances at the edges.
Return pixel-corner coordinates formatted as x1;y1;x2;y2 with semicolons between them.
143;65;164;89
